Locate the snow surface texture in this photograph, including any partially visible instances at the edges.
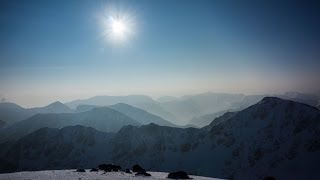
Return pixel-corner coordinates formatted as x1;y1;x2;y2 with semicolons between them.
0;170;223;180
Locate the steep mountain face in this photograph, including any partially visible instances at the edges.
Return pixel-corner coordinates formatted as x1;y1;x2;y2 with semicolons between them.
206;97;320;179
111;97;320;179
109;103;177;127
0;126;114;173
0;107;140;143
1;97;319;179
65;95;176;123
0;102;74;124
189;110;235;128
202;111;237;131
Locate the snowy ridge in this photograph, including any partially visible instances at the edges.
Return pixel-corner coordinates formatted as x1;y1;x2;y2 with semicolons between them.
0;97;319;179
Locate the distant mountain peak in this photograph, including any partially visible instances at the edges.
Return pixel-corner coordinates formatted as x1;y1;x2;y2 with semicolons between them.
0;102;24;109
259;96;283;104
112;103;133;107
109;103;177;127
45;101;65;107
259;96;319;110
30;101;74;114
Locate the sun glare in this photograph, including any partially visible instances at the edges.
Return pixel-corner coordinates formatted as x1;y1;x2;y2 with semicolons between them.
111;18;127;38
99;7;136;44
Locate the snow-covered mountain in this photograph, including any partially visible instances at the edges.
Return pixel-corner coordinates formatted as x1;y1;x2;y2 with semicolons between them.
0;126;114;173
159;92;320;125
0;97;319;179
111;97;320;179
0;107;140;143
0;101;74;124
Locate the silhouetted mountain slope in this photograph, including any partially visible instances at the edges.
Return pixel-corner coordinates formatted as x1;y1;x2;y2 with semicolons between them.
65;95;176;123
1;97;319;179
189;110;236;127
109;103;177;127
75;103;177;127
202;111;237;130
75;104;97;112
0;102;74;124
29;101;73;114
0;103;31;124
0;107;140;143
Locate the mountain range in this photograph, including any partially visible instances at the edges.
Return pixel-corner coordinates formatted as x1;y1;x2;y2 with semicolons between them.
65;95;177;123
0;102;180;143
64;92;320;125
0;107;139;143
1;97;319;179
0;101;74;125
75;103;176;127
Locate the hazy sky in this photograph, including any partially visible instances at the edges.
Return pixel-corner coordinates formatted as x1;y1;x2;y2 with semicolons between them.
1;0;320;107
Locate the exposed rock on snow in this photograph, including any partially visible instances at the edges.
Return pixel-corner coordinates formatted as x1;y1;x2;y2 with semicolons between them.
0;170;222;180
135;171;151;176
168;171;191;179
132;164;146;173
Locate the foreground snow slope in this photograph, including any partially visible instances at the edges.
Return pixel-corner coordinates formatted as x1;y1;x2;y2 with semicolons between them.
0;170;223;180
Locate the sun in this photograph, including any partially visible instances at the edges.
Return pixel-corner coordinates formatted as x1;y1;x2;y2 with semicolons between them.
99;8;136;44
110;18;128;38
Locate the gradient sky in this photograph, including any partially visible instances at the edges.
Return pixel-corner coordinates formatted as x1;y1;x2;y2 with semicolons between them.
1;0;320;107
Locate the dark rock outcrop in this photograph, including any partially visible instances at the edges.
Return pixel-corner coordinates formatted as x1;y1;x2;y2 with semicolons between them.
98;164;121;172
90;168;98;172
76;169;85;172
132;164;145;173
263;177;276;180
125;169;132;173
168;171;191;179
136;171;151;176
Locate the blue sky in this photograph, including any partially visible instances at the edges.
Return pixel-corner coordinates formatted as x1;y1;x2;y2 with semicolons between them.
1;0;320;107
